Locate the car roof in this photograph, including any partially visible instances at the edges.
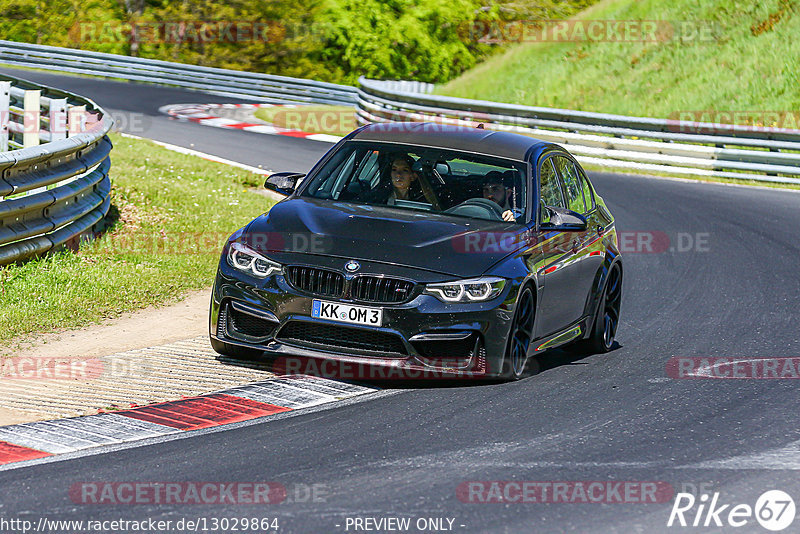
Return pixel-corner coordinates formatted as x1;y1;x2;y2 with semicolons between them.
348;122;557;161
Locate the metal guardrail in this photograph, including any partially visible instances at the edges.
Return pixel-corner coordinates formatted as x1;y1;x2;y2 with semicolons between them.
0;40;358;106
3;40;795;185
357;78;800;185
0;73;112;265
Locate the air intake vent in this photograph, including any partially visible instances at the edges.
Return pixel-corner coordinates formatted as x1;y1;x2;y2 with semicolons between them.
277;321;407;357
226;303;278;340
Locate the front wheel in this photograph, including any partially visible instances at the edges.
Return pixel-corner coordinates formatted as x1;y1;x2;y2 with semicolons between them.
575;263;622;354
502;286;537;380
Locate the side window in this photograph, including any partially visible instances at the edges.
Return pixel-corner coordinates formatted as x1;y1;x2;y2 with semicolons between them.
354;150;381;186
538;157;564;223
554;156;586;215
329;150;357;199
335;150;382;198
577;167;595;212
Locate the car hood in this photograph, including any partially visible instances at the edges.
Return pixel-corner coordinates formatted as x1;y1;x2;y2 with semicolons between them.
242;197;528;278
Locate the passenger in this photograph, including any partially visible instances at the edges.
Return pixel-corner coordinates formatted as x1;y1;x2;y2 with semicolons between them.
387;154;419;204
482;171;516;222
386;154;439;208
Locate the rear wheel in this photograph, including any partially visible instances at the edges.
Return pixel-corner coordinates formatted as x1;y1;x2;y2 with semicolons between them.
503;286;536;380
575;263;622;354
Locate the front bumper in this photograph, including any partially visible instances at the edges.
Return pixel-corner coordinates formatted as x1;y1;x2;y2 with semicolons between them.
210;256;519;379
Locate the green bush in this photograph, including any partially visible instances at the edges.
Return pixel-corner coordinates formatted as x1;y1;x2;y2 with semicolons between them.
0;0;598;84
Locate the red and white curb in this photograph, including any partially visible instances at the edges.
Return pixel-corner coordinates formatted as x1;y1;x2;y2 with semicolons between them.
159;103;342;144
0;376;375;467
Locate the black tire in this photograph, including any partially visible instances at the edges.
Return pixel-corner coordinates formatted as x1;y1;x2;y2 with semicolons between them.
209;336;264;360
574;263;622;354
502;286;537;380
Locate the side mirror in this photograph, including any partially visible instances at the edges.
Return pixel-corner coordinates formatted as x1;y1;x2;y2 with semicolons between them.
541;206;587;232
265;172;306;196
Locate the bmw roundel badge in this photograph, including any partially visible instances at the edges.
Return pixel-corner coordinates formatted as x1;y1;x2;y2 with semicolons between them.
345;260;360;273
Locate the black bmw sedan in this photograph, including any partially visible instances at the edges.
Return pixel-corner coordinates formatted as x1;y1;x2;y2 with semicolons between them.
210;123;622;380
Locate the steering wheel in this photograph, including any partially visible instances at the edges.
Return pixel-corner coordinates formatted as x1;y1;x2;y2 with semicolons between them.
444;198;505;221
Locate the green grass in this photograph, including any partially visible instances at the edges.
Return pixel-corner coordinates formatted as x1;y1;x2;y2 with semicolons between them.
439;0;800;121
254;105;356;137
0;132;275;349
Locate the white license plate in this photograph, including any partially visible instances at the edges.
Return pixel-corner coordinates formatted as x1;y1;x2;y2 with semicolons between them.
311;299;383;326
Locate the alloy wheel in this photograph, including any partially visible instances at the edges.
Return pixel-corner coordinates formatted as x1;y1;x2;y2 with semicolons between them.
601;265;622;350
508;287;535;378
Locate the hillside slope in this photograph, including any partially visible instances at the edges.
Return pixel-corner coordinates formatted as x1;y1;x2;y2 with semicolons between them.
439;0;799;122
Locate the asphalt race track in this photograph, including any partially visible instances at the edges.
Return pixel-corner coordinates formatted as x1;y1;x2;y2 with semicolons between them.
2;68;800;533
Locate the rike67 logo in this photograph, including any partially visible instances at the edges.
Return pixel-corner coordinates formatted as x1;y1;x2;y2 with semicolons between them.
668;490;795;531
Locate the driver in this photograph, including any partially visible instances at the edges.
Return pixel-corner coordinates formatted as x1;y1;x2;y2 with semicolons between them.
482;171;516;222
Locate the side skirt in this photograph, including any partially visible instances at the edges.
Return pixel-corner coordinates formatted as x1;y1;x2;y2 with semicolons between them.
529;317;590;355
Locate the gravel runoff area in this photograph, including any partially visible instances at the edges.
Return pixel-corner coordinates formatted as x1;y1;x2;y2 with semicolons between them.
0;290;276;426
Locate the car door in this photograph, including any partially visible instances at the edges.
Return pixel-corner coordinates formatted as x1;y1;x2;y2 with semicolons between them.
573;162;609;313
536;154;592;335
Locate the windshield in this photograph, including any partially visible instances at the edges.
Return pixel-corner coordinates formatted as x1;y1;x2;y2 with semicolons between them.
301;141;527;223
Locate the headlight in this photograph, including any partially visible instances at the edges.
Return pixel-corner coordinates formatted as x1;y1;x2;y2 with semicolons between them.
227;242;282;278
425;277;506;303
